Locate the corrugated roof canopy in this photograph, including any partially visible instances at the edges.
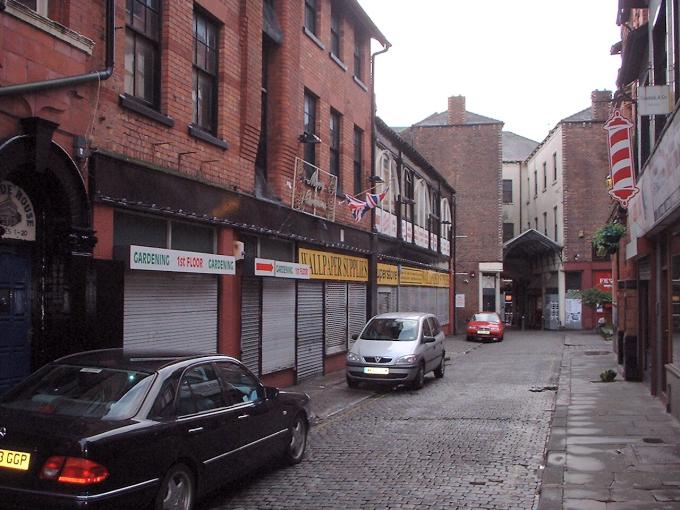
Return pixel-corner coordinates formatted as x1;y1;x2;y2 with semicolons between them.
504;229;562;260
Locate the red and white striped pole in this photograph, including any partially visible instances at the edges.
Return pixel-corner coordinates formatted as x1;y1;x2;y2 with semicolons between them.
603;110;639;208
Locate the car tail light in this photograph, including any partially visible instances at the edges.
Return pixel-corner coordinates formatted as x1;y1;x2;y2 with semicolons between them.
40;456;109;485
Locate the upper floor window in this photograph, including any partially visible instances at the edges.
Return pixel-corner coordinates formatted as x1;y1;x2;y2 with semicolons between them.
192;10;219;133
125;0;161;107
543;211;548;236
503;222;514;243
552;152;558;181
414;178;430;228
533;169;538;196
440;198;452;240
303;90;318;177
401;169;414;221
377;150;399;214
553;206;559;241
353;127;363;195
330;7;341;58
329;109;341;181
502;179;513;204
354;31;364;81
542;162;547;190
16;0;48;17
304;0;317;36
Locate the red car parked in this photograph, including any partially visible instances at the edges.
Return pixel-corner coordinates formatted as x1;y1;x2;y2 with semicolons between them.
466;312;504;342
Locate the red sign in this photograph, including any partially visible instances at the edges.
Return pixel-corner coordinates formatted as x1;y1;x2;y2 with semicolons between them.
604;111;639;208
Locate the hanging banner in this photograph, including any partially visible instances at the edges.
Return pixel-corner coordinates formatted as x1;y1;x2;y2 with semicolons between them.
130;245;236;274
0;181;36;241
604;111;639;208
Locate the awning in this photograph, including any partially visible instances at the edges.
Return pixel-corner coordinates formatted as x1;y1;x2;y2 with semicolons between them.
617;23;648;88
263;1;283;45
503;229;562;260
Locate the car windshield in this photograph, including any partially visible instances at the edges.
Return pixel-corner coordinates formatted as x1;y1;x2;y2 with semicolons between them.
0;364;154;421
361;318;419;341
472;313;499;323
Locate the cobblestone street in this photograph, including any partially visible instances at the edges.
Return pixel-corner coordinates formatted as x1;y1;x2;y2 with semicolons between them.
202;331;564;510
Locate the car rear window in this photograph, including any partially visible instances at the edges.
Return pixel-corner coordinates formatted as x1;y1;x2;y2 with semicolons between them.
472;313;500;323
0;364;154;421
361;318;419;341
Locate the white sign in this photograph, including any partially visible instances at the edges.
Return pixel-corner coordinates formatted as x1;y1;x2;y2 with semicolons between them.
130;245;235;274
254;258;310;279
0;181;36;241
455;293;466;308
638;85;672;116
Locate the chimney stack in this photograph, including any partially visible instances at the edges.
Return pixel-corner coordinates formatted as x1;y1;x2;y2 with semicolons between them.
591;90;612;121
448;95;466;124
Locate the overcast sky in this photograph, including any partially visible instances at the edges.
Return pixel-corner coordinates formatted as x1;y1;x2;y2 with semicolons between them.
357;0;622;143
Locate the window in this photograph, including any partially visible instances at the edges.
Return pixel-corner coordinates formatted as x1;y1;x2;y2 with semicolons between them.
16;0;48;16
125;0;161;107
527;222;531;231
440;198;452;240
414;178;430;228
502;179;513;204
353;127;363;194
402;169;414;222
534;217;538;230
553;206;559;241
304;0;317;35
303;90;318;177
428;317;442;336
192;11;219;133
178;364;226;415
503;222;514;242
552;152;558;181
354;31;364;81
330;109;341;181
214;362;262;406
330;7;341;58
542;162;547;190
533;169;538;196
543;212;548;236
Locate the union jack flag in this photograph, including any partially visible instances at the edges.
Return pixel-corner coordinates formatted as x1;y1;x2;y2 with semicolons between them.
344;194;368;222
365;188;388;209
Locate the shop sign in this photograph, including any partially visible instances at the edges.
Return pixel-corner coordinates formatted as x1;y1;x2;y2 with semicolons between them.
254;258;310;279
604;111;639;208
455;294;465;308
0;181;36;241
400;267;449;288
377;263;399;285
130;245;235;275
298;248;368;282
638;85;672;116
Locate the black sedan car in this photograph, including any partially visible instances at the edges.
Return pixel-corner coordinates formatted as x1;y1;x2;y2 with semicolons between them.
0;349;311;509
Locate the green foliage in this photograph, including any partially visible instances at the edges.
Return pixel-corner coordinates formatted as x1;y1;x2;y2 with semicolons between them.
592;222;626;256
600;369;617;382
578;287;613;307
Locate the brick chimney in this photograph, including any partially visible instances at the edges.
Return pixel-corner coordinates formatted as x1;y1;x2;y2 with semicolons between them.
447;95;466;124
591;90;612;121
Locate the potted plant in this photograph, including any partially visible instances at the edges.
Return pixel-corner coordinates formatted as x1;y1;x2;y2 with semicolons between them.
592;222;625;256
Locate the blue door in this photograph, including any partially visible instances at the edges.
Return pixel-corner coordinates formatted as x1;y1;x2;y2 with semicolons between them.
0;249;31;394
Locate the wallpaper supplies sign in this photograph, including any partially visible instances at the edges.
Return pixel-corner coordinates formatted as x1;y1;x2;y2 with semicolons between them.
130;246;236;275
298;248;368;282
0;181;36;241
255;258;311;279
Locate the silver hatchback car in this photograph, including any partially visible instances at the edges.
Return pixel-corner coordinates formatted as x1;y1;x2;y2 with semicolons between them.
346;312;446;390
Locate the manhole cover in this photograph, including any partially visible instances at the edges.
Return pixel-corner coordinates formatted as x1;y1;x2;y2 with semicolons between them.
584;351;611;356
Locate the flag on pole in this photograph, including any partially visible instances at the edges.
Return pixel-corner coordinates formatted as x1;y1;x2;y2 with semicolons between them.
365;187;388;209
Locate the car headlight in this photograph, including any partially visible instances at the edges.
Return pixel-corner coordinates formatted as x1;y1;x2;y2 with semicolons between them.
347;352;362;363
395;354;417;365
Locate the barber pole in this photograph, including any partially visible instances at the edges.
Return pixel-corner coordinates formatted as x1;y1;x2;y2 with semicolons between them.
603;110;639;208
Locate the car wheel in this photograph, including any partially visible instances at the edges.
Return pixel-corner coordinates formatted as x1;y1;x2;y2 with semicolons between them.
346;376;359;389
155;463;194;510
284;414;308;465
412;363;425;390
466;335;472;342
434;354;446;378
499;335;504;342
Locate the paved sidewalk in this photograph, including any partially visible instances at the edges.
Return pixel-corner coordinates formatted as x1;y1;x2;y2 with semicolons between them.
538;331;680;510
289;334;480;423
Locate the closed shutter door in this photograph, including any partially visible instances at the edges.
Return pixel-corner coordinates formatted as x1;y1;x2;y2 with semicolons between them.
262;278;296;374
377;286;397;315
296;282;324;381
325;282;347;355
124;272;217;352
423;287;436;316
437;287;450;325
240;277;261;376
399;286;416;312
348;283;366;348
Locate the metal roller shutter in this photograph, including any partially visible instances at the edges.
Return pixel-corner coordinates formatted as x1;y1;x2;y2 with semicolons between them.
377;286;397;315
324;282;347;355
262;278;296;374
348;283;366;348
423;287;436;316
240;277;261;376
399;286;416;312
296;282;324;381
437;287;450;325
124;272;217;352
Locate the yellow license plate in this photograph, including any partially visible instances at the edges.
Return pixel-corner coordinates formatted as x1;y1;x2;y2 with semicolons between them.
477;331;490;335
0;448;31;471
364;367;389;375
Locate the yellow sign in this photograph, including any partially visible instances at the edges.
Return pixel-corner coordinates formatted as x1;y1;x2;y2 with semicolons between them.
298;248;368;282
400;267;448;288
377;263;399;285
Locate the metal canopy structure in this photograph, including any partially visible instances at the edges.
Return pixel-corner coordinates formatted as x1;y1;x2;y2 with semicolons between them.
503;229;562;261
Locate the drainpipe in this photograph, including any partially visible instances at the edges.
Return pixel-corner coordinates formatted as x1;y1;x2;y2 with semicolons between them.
368;41;391;318
0;0;115;96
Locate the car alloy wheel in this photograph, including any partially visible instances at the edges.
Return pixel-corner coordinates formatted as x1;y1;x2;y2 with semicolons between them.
285;415;308;464
434;354;446;378
156;464;194;510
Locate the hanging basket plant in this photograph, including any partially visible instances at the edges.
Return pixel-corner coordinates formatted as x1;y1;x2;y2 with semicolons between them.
592;222;625;256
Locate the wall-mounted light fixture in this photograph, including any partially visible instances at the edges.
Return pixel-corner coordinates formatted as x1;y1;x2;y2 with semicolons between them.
298;131;321;144
368;175;384;184
73;135;88;160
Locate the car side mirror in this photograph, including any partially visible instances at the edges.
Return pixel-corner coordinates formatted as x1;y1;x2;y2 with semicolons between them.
351;333;358;340
422;335;436;344
264;386;279;400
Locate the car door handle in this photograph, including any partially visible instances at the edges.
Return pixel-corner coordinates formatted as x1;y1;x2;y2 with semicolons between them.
187;427;204;434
